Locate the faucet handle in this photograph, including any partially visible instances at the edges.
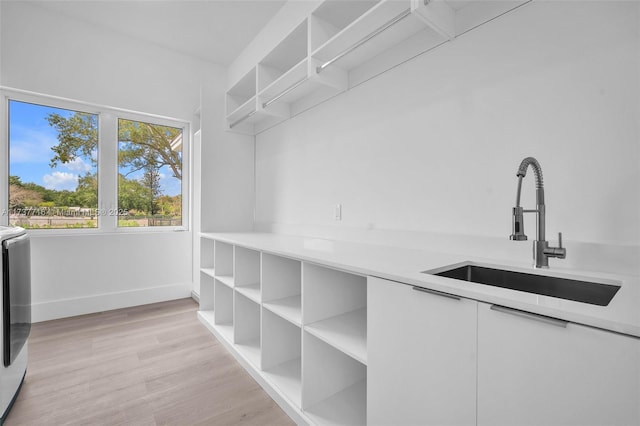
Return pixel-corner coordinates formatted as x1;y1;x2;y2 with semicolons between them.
552;232;566;259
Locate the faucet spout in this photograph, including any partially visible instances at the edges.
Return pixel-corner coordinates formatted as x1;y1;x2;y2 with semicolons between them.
509;157;566;268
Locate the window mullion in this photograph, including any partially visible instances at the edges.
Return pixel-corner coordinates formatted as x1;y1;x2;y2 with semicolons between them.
98;113;118;232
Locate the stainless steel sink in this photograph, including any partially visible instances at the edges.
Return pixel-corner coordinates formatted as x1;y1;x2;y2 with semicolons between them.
425;263;620;306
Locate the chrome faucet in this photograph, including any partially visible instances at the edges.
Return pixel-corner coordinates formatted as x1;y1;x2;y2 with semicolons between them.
510;157;566;268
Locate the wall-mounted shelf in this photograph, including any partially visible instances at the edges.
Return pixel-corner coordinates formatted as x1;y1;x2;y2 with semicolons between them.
312;0;419;71
225;0;530;134
198;234;368;424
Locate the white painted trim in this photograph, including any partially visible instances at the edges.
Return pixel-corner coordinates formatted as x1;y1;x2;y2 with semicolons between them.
31;282;191;322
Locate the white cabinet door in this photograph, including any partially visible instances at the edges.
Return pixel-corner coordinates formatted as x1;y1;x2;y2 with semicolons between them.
478;302;640;426
367;277;477;426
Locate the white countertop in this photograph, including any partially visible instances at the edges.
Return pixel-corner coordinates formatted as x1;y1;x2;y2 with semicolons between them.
202;232;640;338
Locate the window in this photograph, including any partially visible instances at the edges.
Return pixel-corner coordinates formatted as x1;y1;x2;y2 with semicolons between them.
117;119;183;227
3;91;189;232
8;100;99;229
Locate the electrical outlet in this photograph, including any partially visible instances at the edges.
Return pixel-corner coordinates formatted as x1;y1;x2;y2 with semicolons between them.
334;204;342;221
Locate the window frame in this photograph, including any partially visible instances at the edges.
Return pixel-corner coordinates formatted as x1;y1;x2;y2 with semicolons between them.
1;88;190;235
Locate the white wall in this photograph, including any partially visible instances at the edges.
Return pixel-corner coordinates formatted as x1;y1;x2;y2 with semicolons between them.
1;2;254;320
255;1;639;273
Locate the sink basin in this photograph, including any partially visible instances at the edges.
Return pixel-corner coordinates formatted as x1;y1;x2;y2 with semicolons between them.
425;263;620;306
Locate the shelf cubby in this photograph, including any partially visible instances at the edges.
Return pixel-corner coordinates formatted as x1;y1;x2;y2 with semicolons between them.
258;20;308;92
262;309;302;407
200;236;215;272
305;307;367;365
302;263;367;363
214;279;234;342
226;67;257;115
262;254;302;327
234;246;261;303
200;272;215;312
312;0;428;72
199;236;372;425
214;241;234;287
310;0;381;52
234;292;261;368
302;332;367;425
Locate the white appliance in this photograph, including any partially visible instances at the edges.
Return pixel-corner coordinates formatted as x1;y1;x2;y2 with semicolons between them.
0;226;30;423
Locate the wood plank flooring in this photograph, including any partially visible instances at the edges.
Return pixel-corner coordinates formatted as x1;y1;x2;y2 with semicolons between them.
5;298;295;426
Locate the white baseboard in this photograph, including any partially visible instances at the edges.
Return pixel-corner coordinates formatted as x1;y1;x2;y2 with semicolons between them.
31;282;192;322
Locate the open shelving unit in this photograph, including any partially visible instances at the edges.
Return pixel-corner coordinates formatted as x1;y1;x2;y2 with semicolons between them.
225;0;530;134
198;234;368;424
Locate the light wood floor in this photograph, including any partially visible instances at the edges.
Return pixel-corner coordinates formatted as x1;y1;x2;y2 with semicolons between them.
5;298;295;426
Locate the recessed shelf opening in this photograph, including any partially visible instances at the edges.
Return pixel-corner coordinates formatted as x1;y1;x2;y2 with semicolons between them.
259;20;309;91
311;0;381;51
226;68;257;113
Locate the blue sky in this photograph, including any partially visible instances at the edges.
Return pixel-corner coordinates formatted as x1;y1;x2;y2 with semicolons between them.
9;100;181;196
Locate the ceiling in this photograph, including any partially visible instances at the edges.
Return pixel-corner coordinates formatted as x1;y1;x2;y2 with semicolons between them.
26;0;287;66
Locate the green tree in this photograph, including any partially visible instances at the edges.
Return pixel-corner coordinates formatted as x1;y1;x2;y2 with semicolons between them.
75;174;98;208
141;157;162;216
46;113;98;167
118;174;148;212
118;119;182;180
46;114;182;180
46;113;183;217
